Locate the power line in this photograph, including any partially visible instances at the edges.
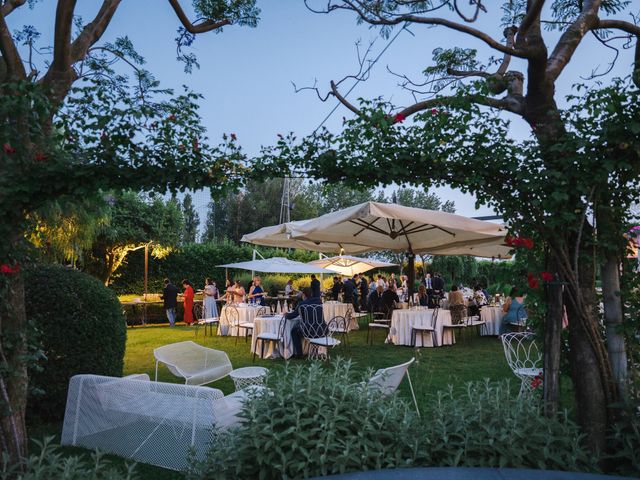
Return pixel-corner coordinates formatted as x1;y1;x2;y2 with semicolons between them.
313;24;408;134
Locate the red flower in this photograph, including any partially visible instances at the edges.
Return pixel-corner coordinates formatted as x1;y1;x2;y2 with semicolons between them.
1;263;20;274
527;272;539;289
167;114;176;121
540;271;554;282
506;236;534;249
230;133;237;141
3;143;16;154
522;237;534;249
431;108;439;115
394;113;406;123
35;152;47;162
192;138;200;151
505;236;515;247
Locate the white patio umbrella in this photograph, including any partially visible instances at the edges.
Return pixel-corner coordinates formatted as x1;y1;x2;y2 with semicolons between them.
217;256;334;274
308;255;398;276
287;202;508;298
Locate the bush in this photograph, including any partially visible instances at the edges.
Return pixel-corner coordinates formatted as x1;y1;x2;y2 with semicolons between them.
25;264;126;420
191;363;596;479
0;437;136;479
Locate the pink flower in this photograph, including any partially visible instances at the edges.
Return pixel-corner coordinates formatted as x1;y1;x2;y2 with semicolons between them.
431;108;439;115
167;114;176;122
393;113;406;123
3;143;16;154
0;263;20;274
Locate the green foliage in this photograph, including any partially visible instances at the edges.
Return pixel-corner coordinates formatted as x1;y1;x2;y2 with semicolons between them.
182;193;200;244
25;264;126;420
0;437;136;479
191;362;596;479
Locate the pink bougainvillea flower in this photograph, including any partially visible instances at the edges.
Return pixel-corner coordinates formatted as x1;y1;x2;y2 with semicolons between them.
3;143;16;154
527;272;539;289
192;138;200;151
540;271;554;282
230;133;237;141
35;152;47;162
393;113;406;123
1;263;20;274
431;108;439;115
167;114;176;121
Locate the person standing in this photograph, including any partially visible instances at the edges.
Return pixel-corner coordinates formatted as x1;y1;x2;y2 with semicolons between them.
359;275;369;311
331;276;344;301
203;278;218;319
161;278;179;327
182;279;194;325
431;272;445;306
310;274;321;299
248;276;266;305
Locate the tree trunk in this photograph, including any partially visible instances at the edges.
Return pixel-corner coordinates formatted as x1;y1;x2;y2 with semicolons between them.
543;263;563;417
601;255;627;399
0;248;29;463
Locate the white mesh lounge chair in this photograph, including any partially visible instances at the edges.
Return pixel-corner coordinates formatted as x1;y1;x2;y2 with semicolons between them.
367;357;420;415
501;332;543;397
154;341;232;386
60;374;254;471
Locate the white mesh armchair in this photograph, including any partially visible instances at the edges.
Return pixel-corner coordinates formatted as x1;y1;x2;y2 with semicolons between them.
61;374;254;471
501;332;543;397
367;357;419;414
154;341;232;386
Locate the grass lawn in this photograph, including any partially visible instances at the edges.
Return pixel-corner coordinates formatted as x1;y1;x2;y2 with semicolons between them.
42;318;571;479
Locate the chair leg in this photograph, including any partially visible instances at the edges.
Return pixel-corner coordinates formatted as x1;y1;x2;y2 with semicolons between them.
235;328;239;346
432;330;437;347
410;328;415;347
406;370;420;416
253;338;259;362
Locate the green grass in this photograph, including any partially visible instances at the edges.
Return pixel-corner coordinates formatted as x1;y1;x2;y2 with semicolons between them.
35;320;566;479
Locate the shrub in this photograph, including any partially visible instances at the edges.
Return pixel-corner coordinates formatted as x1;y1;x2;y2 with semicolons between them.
0;437;136;479
192;364;597;479
25;264;126;420
192;359;428;479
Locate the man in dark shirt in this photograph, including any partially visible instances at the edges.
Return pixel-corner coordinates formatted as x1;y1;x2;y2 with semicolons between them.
331;276;343;300
359;275;369;311
431;272;445;306
310;274;321;299
381;285;400;314
161;278;179;327
368;285;385;314
287;287;325;357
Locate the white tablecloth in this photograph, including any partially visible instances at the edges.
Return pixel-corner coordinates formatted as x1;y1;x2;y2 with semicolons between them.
322;302;358;330
480;306;504;336
219;304;264;336
251;315;294;359
389;308;455;347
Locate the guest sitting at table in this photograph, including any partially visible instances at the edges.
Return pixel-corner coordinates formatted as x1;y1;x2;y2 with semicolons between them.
248;276;266;305
502;287;527;333
287;287;325;358
469;284;488;317
381;284;400;313
417;285;429;307
368;285;385;315
448;284;465;307
331;276;343;300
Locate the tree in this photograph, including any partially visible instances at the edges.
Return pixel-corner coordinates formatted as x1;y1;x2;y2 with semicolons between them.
0;0;258;463
182;193;200;244
260;2;640;451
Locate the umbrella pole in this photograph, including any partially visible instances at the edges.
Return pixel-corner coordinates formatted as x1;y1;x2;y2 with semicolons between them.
407;249;416;303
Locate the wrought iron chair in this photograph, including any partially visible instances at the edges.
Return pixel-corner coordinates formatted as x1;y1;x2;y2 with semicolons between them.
328;315;350;352
236;306;263;345
367;303;392;345
443;304;467;344
253;315;287;362
194;302;219;338
501;332;543;397
300;304;340;361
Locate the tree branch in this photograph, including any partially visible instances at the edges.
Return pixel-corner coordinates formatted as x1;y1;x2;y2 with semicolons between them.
516;0;545;42
50;0;77;73
0;10;25;79
596;19;640;36
69;0;122;65
167;0;231;34
1;0;27;17
546;0;603;81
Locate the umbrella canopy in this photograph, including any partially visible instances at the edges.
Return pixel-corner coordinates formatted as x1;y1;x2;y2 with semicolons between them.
241;220;371;254
288;202;507;257
308;255;398;276
217;257;334;274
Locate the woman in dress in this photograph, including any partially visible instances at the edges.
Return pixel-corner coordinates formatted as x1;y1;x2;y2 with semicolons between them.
417;284;429;306
248;276;266;305
232;279;246;303
203;277;218;319
182;279;194;325
502;287;527;332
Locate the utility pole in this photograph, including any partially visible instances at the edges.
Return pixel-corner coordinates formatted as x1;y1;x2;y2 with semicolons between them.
280;177;291;224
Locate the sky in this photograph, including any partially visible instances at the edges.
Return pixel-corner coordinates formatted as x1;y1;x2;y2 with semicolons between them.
10;1;636;225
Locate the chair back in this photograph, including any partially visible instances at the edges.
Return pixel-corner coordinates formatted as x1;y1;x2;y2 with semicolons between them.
193;303;204;322
255;306;268;317
368;357;415;396
226;305;239;326
450;304;466;325
299;304;327;339
501;332;542;374
276;315;287;340
328;315;347;333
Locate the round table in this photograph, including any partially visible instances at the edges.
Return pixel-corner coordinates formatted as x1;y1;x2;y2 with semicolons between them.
389;308;454;347
229;366;269;391
251;315;295;359
219;304;265;336
323;302;358;330
480;306;504;336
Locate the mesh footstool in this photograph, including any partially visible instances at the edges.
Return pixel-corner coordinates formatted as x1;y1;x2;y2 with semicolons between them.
229;366;268;391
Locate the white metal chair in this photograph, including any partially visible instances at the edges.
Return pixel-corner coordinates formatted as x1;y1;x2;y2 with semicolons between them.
237;306;263;345
443;304;467;344
253;315;287;362
327;315;350;352
367;304;392;345
225;305;240;337
60;373;254;471
300;304;340;361
411;307;438;347
194;303;219;338
367;357;420;415
154;341;232;386
501;332;543;397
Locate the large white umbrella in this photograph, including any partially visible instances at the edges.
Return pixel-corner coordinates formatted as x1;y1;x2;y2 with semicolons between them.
217;256;334;274
308;255;398;276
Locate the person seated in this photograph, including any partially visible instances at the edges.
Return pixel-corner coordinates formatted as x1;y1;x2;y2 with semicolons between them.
287;287;325;358
469;284;488;317
417;285;429;307
502;287;527;332
381;284;400;316
368;285;385;315
448;284;465;307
